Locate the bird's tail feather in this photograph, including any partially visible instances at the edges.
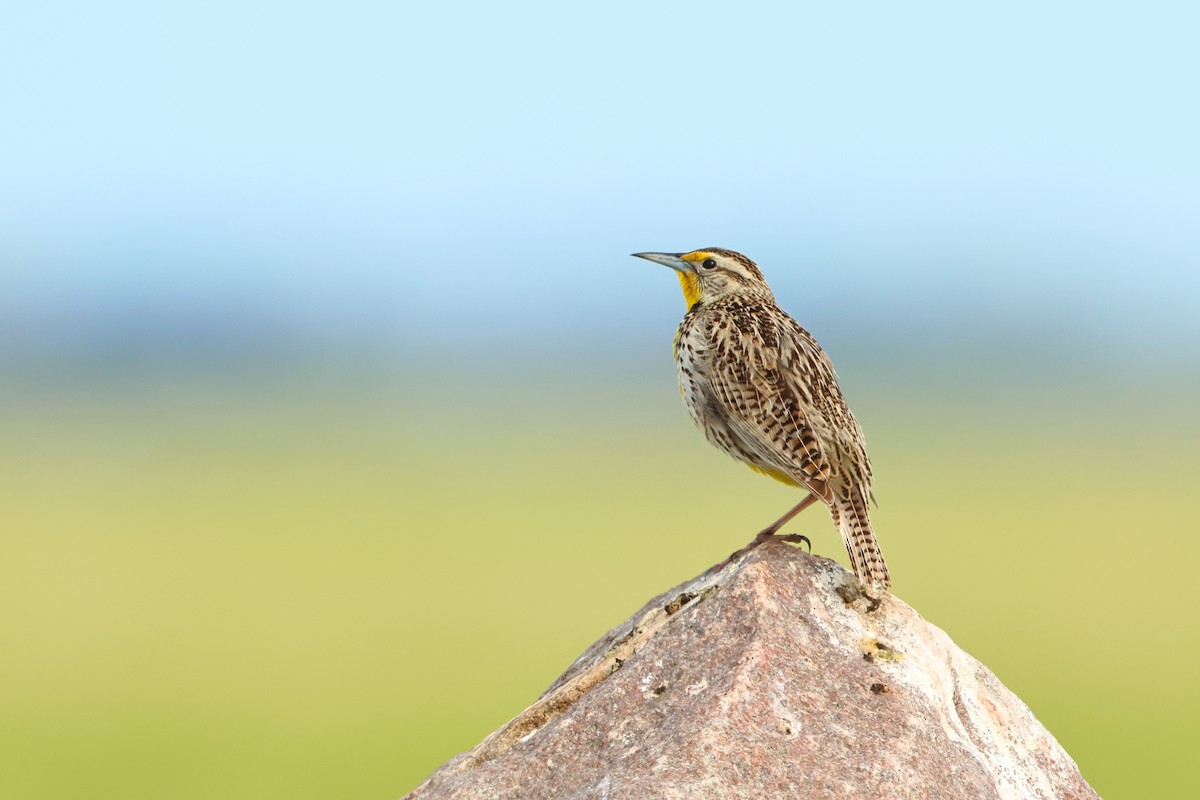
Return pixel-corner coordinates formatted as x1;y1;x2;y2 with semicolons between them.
832;492;891;590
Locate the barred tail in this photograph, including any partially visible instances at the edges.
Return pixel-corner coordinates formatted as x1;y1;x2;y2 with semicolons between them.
831;492;891;590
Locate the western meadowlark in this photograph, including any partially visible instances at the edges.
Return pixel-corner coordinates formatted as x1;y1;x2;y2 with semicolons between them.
633;248;891;590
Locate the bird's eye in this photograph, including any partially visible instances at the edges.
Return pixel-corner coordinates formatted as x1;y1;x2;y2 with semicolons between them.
701;258;717;270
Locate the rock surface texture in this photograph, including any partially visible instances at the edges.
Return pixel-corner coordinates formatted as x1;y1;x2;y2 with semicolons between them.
405;540;1098;800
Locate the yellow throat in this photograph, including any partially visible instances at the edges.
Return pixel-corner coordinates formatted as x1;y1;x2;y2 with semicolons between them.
677;272;702;309
675;250;717;308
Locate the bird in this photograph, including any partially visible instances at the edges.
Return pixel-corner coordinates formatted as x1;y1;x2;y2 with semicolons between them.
632;247;891;590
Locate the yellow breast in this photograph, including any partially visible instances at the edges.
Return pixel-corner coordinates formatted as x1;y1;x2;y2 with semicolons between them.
747;463;805;487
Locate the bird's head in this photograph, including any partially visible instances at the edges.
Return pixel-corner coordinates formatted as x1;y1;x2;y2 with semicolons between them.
632;248;772;309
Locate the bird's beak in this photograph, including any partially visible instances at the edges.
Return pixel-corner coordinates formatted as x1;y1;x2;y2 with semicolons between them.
631;252;691;273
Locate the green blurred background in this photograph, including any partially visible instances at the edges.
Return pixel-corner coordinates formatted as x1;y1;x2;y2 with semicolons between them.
3;2;1199;798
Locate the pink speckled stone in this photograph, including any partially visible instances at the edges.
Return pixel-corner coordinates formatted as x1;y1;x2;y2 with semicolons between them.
406;540;1098;800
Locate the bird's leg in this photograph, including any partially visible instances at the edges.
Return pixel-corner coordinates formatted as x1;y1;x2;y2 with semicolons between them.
760;492;820;536
706;493;819;574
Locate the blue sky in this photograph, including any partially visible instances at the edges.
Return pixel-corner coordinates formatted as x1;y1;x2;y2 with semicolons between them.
3;1;1198;370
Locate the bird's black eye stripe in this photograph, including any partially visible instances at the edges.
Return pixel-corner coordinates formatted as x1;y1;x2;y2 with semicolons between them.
701;257;717;270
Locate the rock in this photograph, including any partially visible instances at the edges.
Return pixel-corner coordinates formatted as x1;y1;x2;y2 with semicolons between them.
405;539;1099;800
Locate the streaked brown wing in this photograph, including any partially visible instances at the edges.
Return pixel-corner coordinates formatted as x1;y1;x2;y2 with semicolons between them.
773;314;874;495
703;311;834;496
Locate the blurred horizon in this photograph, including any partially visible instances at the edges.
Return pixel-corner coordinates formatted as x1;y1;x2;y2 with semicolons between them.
4;2;1200;383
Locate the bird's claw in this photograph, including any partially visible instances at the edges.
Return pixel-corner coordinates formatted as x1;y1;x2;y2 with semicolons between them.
706;530;812;576
777;533;811;552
